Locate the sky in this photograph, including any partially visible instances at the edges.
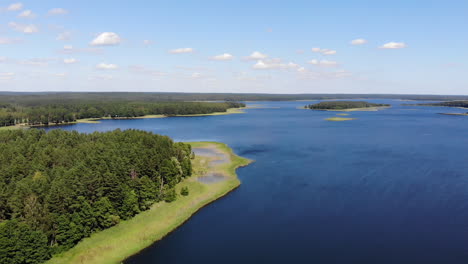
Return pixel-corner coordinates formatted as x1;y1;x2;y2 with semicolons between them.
0;0;467;94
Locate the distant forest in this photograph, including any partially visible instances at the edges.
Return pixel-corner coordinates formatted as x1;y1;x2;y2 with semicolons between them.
1;92;467;103
416;101;468;108
0;129;193;264
0;101;244;127
306;101;390;110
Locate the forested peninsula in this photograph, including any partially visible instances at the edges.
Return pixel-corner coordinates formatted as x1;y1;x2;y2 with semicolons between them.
0;101;244;128
305;101;390;111
0;130;251;264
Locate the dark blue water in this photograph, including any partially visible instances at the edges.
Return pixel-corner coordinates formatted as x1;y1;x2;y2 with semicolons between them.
45;100;468;264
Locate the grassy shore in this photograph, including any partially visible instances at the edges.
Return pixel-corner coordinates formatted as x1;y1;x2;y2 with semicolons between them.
46;142;252;264
325;117;357;121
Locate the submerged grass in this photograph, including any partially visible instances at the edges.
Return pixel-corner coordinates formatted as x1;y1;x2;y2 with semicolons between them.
46;142;252;264
325;117;357;121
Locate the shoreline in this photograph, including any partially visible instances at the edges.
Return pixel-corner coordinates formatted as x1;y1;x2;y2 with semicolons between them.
46;142;252;264
0;107;245;130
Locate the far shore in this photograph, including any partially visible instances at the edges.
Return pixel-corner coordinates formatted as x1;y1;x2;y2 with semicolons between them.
45;142;252;264
0;107;245;130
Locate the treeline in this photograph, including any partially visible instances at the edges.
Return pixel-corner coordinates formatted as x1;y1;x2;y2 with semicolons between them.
0;129;193;264
306;101;390;110
0;101;245;127
1;92;467;105
416;101;468;108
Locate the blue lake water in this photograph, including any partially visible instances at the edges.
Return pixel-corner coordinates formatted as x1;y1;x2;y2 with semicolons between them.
45;100;468;264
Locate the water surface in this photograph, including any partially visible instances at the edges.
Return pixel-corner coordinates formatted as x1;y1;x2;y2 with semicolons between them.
45;100;468;264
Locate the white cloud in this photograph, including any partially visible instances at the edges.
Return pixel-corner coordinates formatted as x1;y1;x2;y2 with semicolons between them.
18;10;36;18
246;51;268;60
8;22;39;34
379;42;407;49
56;31;72;41
90;32;122;46
60;45;102;55
312;48;337;55
96;63;118;70
169;48;194;54
48;8;68;15
211;53;233;61
308;59;339;67
63;58;77;64
351;38;367;45
7;3;23;11
253;59;299;70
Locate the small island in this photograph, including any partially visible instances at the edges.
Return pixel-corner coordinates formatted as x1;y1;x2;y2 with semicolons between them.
305;101;390;111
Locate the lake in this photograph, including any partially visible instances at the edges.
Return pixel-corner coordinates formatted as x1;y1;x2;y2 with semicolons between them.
45;100;468;264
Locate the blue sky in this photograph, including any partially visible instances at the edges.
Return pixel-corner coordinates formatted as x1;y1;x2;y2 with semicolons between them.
0;0;467;94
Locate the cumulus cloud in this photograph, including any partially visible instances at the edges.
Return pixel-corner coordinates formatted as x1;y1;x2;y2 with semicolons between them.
63;58;77;64
246;51;268;60
18;10;36;18
211;53;233;61
308;59;339;67
96;63;118;70
379;42;407;49
169;48;194;54
90;32;122;46
350;38;367;45
143;40;153;46
7;3;23;11
8;22;39;34
48;8;68;15
311;48;337;55
253;59;299;70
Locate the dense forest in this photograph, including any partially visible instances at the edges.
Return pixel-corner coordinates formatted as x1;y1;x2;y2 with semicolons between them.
1;92;467;104
306;101;390;110
0;101;244;128
0;129;193;264
416;101;468;108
